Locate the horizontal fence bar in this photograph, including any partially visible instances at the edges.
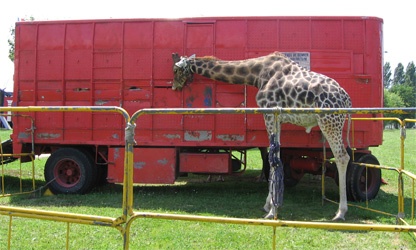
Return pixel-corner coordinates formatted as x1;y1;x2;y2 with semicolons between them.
132;107;416;120
0;106;130;121
1;106;415;121
0;206;121;227
130;212;416;233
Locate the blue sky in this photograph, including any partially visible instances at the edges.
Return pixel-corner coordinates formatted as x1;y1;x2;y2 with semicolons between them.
1;0;414;91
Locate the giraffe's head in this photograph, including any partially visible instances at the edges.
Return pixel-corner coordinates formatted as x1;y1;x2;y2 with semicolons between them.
171;53;195;90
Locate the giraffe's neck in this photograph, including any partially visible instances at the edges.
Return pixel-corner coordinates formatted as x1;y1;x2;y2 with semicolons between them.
191;52;298;89
189;55;287;88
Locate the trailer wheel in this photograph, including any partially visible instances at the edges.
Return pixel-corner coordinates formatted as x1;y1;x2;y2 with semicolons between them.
283;162;301;188
347;154;381;201
44;148;97;194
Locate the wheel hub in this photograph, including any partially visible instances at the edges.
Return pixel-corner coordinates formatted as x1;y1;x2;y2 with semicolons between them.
55;159;81;187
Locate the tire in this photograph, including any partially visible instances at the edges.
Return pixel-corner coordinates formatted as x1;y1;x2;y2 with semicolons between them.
283;161;300;188
44;148;97;194
347;154;381;201
1;139;18;164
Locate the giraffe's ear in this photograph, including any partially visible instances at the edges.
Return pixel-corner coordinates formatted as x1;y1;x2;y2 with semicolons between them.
172;53;181;63
308;83;323;96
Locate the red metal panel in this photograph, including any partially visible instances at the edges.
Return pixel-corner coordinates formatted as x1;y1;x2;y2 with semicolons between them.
216;20;246;48
17;50;36;80
182;84;215;142
92;129;123;144
247;131;268;146
123;80;152;130
123;49;152;79
215;84;246;143
64;101;92;129
124;22;153;49
18;81;35;101
311;51;352;74
186;24;214;48
247;19;277;49
65;81;91;101
152;130;182;145
180;153;230;173
93;52;122;79
152;88;182;130
185;23;214;58
17;24;37;50
65;23;93;50
343;20;365;53
153;48;178;81
93;82;121;102
37;50;64;80
108;147;176;184
64;129;93;143
37;24;65;50
279;19;310;50
94;22;123;50
92;113;123;129
36;81;63;101
311;20;342;50
65;50;92;79
153;21;184;81
154;21;183;48
246;86;265;131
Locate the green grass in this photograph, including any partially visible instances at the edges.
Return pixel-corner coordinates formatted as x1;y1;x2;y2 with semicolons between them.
1;129;416;249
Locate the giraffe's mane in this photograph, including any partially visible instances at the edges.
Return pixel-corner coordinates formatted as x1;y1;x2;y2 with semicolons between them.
199;56;218;60
196;51;291;64
199;52;286;59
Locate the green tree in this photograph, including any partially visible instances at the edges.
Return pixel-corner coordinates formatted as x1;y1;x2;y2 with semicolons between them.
404;61;416;89
383;62;392;89
392;63;405;86
383;89;406;128
8;27;15;62
390;84;415;107
384;89;405;107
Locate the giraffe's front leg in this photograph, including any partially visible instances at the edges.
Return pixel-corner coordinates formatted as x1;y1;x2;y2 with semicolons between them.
263;180;272;213
263;184;276;219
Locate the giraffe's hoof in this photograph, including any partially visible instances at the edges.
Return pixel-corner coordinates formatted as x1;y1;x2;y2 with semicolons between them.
331;214;346;221
262;205;271;213
264;211;275;219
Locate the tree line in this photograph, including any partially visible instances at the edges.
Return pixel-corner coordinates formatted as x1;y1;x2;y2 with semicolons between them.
383;62;416;128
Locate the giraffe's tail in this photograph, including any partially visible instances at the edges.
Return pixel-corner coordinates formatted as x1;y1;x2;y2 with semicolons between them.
346;113;353;163
346;114;352;149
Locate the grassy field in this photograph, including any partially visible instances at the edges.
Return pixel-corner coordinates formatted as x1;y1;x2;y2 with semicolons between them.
0;129;416;249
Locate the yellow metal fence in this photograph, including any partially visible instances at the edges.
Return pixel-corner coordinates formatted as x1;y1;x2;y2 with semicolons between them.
0;106;416;249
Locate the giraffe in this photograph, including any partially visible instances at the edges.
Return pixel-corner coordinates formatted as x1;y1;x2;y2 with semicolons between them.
171;52;352;221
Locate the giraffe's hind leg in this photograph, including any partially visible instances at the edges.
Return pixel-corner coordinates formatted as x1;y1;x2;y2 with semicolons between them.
318;115;350;221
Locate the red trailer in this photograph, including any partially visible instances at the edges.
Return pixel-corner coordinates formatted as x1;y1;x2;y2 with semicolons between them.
9;16;383;199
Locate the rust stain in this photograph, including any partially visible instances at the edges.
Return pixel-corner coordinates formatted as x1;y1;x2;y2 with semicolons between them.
184;131;212;141
134;162;145;169
36;133;61;139
17;132;30;139
157;158;168;165
113;148;120;160
95;100;108;105
164;134;181;139
216;134;244;142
